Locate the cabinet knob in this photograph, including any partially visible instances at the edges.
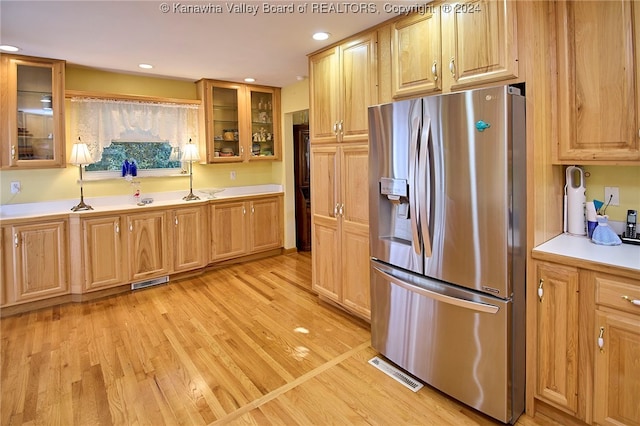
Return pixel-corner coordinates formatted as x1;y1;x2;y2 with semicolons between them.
13;233;19;247
622;295;640;306
115;223;120;234
449;57;456;79
339;203;344;216
537;279;544;302
251;205;255;214
175;216;179;226
334;203;339;217
129;223;133;232
597;326;605;352
243;207;246;215
11;145;16;159
333;122;338;136
432;60;438;81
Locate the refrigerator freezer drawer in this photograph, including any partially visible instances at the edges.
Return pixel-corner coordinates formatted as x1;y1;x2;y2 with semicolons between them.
370;262;516;423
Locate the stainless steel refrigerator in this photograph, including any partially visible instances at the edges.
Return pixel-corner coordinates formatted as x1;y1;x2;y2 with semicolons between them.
368;85;526;424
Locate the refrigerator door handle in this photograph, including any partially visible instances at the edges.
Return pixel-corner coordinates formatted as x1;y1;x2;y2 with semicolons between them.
409;106;422;255
418;115;433;258
373;266;500;314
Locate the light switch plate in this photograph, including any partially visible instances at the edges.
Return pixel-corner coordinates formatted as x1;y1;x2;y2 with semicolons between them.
604;186;620;206
10;181;21;194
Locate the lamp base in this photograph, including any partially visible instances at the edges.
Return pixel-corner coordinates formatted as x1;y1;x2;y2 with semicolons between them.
71;200;94;211
183;191;200;201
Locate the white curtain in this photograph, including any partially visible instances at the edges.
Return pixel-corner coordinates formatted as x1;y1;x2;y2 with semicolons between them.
69;97;200;161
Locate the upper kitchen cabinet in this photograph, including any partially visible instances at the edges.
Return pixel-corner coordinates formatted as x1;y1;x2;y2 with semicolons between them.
309;31;377;143
555;0;640;163
441;0;519;92
197;79;281;162
391;7;442;98
0;54;66;169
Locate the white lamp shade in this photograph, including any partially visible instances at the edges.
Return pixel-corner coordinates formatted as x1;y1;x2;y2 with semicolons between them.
69;143;93;165
181;142;200;162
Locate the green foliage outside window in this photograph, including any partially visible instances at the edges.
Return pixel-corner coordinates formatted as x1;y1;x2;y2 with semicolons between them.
85;141;181;172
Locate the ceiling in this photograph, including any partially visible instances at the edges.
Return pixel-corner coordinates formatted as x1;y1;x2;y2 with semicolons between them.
1;0;403;88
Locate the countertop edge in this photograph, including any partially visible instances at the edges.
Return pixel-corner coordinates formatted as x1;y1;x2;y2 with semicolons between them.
532;234;640;280
0;185;284;223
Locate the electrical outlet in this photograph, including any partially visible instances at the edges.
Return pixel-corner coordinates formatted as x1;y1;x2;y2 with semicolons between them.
604;186;620;206
10;181;21;194
230;170;236;180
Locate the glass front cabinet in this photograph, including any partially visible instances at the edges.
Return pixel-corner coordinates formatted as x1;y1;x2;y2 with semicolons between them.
0;54;66;168
197;79;280;163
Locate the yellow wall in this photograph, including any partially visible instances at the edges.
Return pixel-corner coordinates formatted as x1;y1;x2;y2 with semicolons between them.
277;79;310;249
1;65;279;205
584;165;640;222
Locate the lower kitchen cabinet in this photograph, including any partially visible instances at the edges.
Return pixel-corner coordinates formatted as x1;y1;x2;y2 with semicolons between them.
170;205;207;272
311;143;370;320
592;272;640;426
534;261;580;416
530;259;640;426
126;210;169;282
249;196;283;253
1;219;69;304
210;195;283;262
81;215;125;291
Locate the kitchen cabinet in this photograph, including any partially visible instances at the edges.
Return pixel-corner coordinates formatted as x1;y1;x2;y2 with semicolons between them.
533;261;580;416
390;7;442;98
0;53;66;169
309;31;377;144
554;0;640;163
126;211;169;282
197;79;281;163
1;219;69;305
210;195;283;262
170;205;207;272
311;143;370;320
440;0;519;92
81;215;126;291
592;272;640;426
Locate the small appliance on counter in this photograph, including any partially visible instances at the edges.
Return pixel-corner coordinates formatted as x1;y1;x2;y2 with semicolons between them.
621;209;640;245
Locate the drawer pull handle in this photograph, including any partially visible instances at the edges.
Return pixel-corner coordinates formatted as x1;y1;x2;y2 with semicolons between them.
598;327;605;352
537;279;544;302
622;295;640;306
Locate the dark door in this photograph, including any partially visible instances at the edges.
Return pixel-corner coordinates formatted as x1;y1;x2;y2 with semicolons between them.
293;124;311;251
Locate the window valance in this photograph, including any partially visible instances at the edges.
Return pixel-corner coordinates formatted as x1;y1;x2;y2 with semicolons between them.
69;97;200;162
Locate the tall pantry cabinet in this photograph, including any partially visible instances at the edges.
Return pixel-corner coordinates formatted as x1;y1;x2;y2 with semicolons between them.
309;31;376;320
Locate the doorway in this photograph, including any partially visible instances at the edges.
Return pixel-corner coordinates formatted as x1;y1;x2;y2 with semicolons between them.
293;122;311;251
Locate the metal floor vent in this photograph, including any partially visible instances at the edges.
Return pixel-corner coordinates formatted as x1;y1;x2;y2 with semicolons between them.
368;356;424;393
131;276;169;290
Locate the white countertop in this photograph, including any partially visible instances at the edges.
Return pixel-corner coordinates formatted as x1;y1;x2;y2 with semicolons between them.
0;184;283;220
533;233;640;273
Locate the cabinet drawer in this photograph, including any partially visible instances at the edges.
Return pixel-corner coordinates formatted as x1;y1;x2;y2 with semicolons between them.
595;274;640;316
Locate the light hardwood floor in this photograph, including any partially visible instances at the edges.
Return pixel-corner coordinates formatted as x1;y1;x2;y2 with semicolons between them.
1;252;557;425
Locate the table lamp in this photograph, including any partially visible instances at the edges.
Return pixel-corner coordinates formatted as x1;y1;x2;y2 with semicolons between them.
69;137;94;211
182;138;200;201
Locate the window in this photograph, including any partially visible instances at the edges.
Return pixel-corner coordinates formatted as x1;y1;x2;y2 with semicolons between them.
70;96;199;179
85;141;182;172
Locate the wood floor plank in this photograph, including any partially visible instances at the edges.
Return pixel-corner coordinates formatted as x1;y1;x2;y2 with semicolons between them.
1;252;553;425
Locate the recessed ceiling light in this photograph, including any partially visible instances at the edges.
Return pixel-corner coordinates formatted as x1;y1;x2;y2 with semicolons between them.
0;45;20;52
138;63;153;69
244;77;255;83
312;32;330;41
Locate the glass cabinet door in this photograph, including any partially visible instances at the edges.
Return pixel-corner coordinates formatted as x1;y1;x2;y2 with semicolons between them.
211;85;241;160
1;54;66;168
248;86;280;160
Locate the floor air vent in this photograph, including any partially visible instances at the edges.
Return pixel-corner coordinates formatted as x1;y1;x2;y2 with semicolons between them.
131;276;169;290
368;356;424;392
